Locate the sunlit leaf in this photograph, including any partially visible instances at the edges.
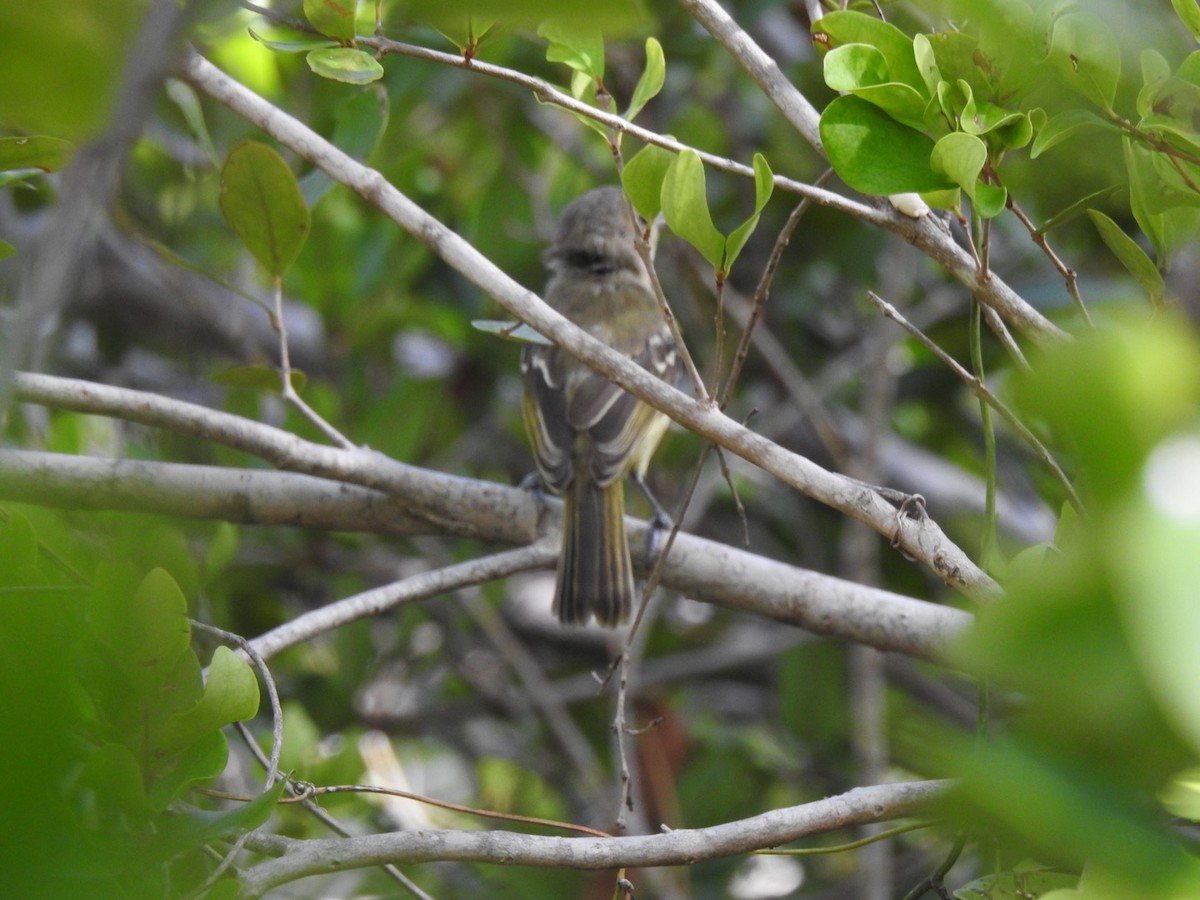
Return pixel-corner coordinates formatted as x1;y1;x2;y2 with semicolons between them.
913;33;941;97
626;37;664;121
621;143;674;222
724;153;773;271
539;20;604;80
811;10;924;94
306;47;384;84
1138;48;1173;118
931;131;987;192
156;646;260;756
975;182;1007;218
219;141;311;276
823;43;890;91
1173;0;1200;41
820;95;954;195
661;149;724;269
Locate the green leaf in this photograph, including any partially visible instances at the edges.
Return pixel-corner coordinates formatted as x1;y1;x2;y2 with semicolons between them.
78;742;149;817
300;84;390;205
164;79;218;167
219;140;311;276
912;34;941;97
147;729;229;812
931;131;987;193
0;0;145;140
1087;210;1166;304
0;240;14;261
625;37;664;121
661;149;724;270
954;867;1078;900
820;95;954;195
470;319;553;345
931;131;1005;217
621;142;674;222
1138;48;1173;119
304;0;358;40
538;20;604;80
92;564;191;691
306;47;384;84
1173;0;1200;41
0;136;74;173
811;10;924;95
1118;494;1200;756
959;94;1032;149
823;43;889;91
156;646;259;757
248;28;339;53
1038;185;1125;234
723;153;773;271
1031;109;1111;158
1047;13;1120;110
973;182;1008;219
144;779;285;864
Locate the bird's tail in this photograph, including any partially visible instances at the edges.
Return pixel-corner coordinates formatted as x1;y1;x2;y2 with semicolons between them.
554;478;633;626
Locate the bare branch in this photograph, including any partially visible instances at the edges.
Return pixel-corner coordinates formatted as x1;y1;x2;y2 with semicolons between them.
0;447;969;660
238;779;949;896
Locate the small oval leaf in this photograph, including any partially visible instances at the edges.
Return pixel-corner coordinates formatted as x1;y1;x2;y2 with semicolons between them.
219;141;311;276
306;47;384;84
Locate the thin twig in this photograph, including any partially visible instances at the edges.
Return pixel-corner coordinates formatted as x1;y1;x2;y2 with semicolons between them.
866;291;1083;515
270;275;354;447
1006;195;1093;328
239;780;953;894
721;176;829;408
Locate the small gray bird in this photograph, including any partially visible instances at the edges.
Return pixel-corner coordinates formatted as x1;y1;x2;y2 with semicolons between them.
521;187;678;626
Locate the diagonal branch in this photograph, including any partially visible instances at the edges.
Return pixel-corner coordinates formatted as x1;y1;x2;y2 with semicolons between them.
179;52;1001;602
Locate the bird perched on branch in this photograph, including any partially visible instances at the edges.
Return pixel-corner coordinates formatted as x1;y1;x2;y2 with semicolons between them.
521;186;678;626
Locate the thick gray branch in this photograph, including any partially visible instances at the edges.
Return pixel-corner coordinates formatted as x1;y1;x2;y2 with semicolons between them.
0;447;969;660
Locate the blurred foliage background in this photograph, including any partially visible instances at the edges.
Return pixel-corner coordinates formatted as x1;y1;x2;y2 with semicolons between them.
3;0;1200;897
